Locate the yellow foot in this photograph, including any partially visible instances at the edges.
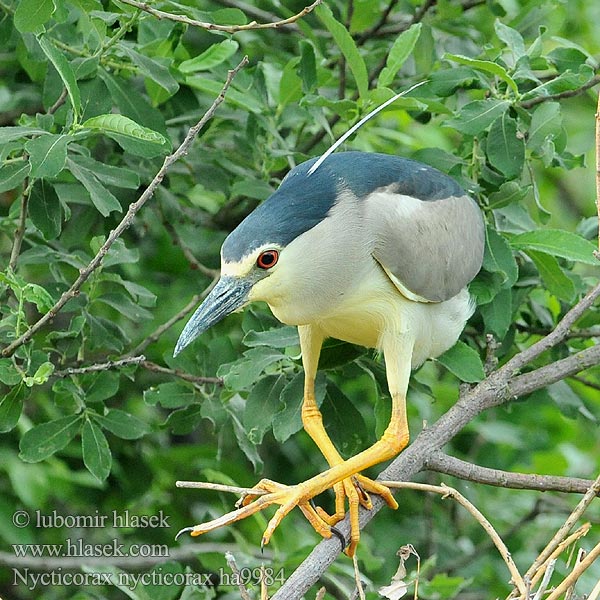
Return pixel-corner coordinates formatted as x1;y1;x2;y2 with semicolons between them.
177;475;397;557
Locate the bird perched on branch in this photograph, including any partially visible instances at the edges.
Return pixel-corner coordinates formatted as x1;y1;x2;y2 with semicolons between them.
175;151;484;556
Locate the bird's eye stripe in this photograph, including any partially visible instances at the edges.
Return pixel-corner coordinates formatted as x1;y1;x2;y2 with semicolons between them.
257;250;279;269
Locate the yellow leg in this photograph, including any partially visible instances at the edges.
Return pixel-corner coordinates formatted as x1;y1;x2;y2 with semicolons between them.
183;331;414;556
298;325;398;532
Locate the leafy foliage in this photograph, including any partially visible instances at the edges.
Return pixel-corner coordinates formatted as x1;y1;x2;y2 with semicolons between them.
0;0;599;598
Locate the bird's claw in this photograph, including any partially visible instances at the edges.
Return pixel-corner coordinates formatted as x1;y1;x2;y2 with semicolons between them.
179;473;397;557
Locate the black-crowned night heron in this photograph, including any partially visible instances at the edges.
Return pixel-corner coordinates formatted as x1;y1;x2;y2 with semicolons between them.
175;151;484;555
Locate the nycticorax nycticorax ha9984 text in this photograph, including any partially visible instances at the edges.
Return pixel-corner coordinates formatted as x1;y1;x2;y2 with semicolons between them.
174;151;485;556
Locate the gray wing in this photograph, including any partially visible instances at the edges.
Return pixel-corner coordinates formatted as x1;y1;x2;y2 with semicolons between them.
365;187;485;302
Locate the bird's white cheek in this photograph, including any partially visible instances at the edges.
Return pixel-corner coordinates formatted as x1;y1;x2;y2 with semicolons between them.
248;273;283;304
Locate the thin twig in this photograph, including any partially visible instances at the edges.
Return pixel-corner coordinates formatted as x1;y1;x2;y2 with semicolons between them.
1;56;249;359
216;0;299;31
8;178;30;271
53;356;146;378
379;480;527;596
570;375;600;392
176;481;267;495
544;542;600;600
117;0;321;33
520;474;600;588
128;284;216;357
516;324;600;339
225;552;253;600
499;281;600;377
425;452;598;495
351;553;366;600
526;524;591;594
161;216;219;277
588;576;600;600
356;0;401;43
141;360;223;386
532;559;556;600
48;88;69;115
520;73;600;109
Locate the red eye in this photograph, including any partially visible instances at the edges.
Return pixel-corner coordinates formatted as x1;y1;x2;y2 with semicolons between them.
257;250;279;269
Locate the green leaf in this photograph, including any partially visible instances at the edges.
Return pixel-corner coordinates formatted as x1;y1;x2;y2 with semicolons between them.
480;287;512;338
483;227;518;287
321;382;368;457
0;162;31;193
487;181;529;209
118;44;179;96
528;102;562;152
97;69;166;132
82;420;112;481
23;283;54;313
429;67;480;96
244;374;287;445
0;359;22;386
526;250;576;302
316;4;368;99
273;373;326;443
437;341;485;383
522;65;594;101
96;292;153;321
186;76;263;113
66;157;122;216
29;179;62;240
0;385;25;433
179;39;239;73
37;35;81;120
445;53;519;95
69;155;140;189
511;230;599;265
143;382;196;409
14;0;55;33
19;414;83;462
494;20;525;58
548;381;597;421
82;114;168;145
548;47;589;73
378;23;422;88
243;326;299;348
486;113;524;178
0;127;47;144
447;99;510;135
24;361;54;387
220;346;288;391
24;134;69;179
162;405;203;435
298;40;317;93
279;57;303;107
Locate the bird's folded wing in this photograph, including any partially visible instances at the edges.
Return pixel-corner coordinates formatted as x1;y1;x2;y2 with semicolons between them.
365;190;485;303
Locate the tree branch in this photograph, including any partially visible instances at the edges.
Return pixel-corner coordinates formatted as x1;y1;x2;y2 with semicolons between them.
378;480;527;596
519;74;600;109
141;360;223;386
8;177;30;272
116;0;321;33
424;452;598;495
53;356;146;378
1;56;249;359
